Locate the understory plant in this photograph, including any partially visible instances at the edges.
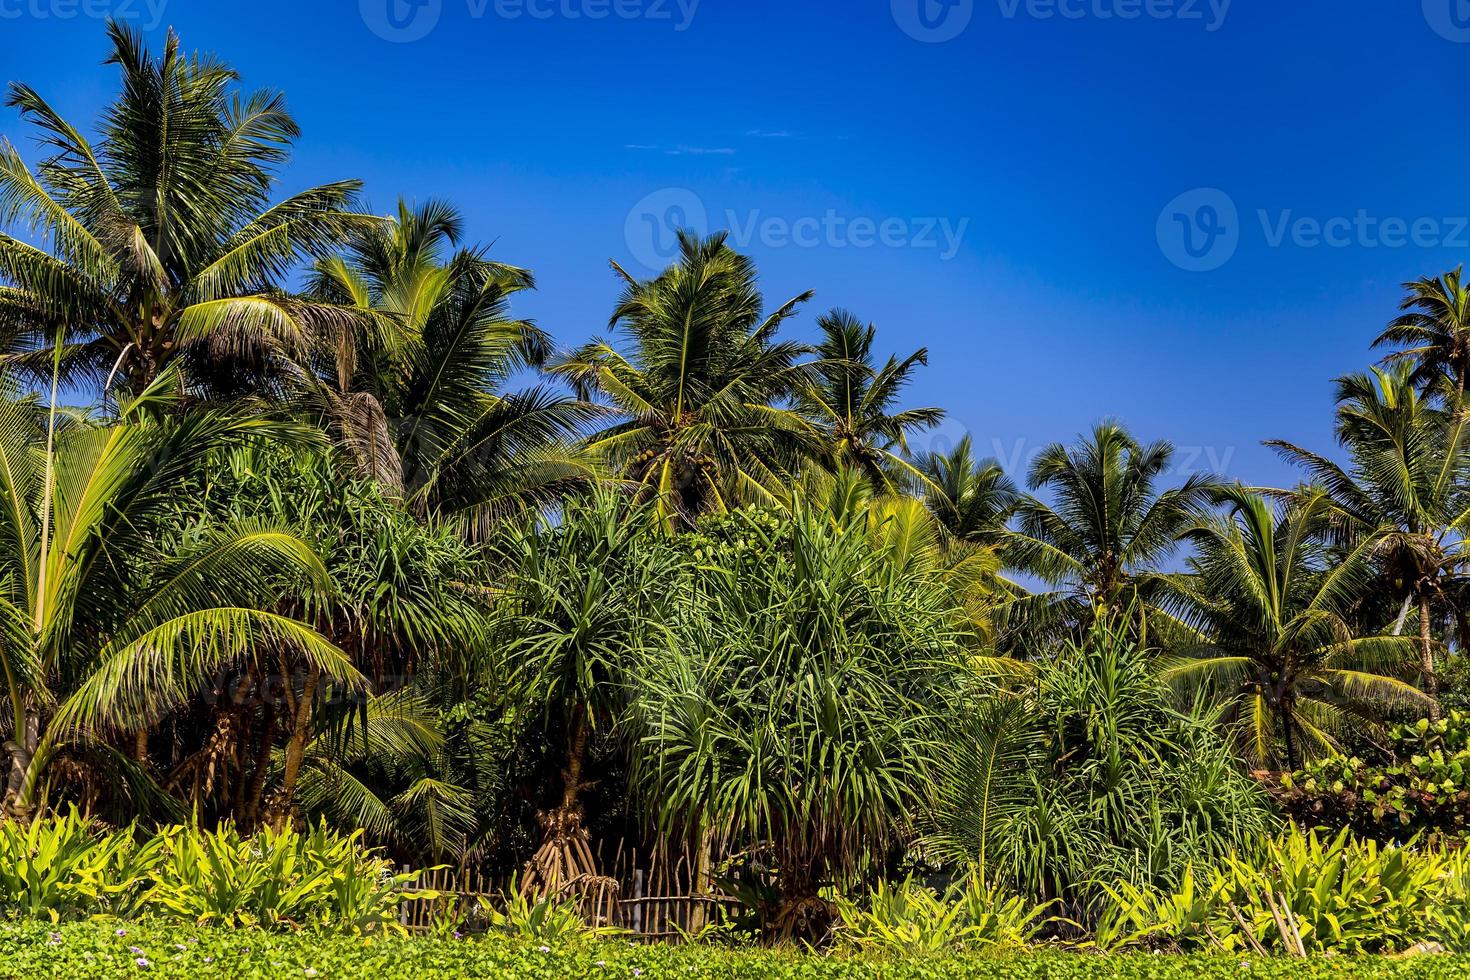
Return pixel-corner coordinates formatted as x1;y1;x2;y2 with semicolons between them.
0;812;423;934
834;874;1053;954
1095;828;1470;955
1275;712;1470;844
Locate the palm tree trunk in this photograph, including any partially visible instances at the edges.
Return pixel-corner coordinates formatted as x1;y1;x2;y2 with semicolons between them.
276;665;321;828
3;705;38;819
1420;592;1441;720
1280;698;1300;772
243;703;276;830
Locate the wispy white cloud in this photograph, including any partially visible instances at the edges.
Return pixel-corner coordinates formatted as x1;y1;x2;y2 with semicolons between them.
745;129;805;140
626;144;737;156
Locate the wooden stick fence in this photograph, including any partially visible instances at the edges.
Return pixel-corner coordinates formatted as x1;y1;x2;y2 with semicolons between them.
396;861;742;942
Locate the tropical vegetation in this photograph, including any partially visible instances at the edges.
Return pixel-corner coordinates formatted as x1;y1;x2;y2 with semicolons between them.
1;24;1469;972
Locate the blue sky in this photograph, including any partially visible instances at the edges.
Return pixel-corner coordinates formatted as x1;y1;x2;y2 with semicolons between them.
4;1;1470;491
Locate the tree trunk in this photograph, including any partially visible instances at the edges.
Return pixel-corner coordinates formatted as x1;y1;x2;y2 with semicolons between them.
562;702;589;811
1280;698;1300;773
3;706;38;819
688;823;714;934
1420;592;1441;720
275;665;321;829
243;703;276;830
132;727;149;765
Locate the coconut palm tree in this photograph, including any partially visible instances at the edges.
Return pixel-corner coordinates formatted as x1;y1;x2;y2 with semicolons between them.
795;309;943;488
1268;364;1470;710
551;231;815;530
1373;268;1470;405
0;23;369;397
999;422;1218;650
0;372;358;821
1161;487;1430;770
168;442;492;829
306;199;597;533
916;434;1019;546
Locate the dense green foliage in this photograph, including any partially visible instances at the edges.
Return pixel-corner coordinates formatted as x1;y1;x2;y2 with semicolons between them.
4;25;1470;965
3;923;1470;979
1275;711;1470;843
0;812;419;932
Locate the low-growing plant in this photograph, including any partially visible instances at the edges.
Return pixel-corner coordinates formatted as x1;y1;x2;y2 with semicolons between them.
835;874;1052;954
476;887;618;945
0;813;424;934
145;821;421;933
0;810;158;921
1093;828;1470;955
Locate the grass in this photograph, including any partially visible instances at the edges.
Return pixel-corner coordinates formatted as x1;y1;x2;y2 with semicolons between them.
3;922;1468;979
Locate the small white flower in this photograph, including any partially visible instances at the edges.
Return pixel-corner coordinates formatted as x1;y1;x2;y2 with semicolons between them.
539;945;551;953
305;970;319;977
135;958;151;969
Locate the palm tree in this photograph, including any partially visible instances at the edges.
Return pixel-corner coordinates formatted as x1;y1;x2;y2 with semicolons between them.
307;199;596;533
1161;487;1430;770
0;23;368;397
916;434;1019;546
551;231;815;530
0;372;357;820
170;442;491;829
795;309;943;488
999;422;1218;649
1373;268;1470;404
1268;364;1470;710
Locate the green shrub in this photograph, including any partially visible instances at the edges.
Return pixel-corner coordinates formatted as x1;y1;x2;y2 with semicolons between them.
0;813;423;934
1095;828;1470;955
144;822;420;933
1275;712;1470;844
473;886;616;944
835;874;1052;953
0;810;158;921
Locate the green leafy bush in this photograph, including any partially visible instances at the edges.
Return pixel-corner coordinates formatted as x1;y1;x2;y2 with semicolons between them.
835;875;1052;953
145;822;420;933
1275;713;1470;844
0;810;158;921
0;813;422;934
1096;828;1470;955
